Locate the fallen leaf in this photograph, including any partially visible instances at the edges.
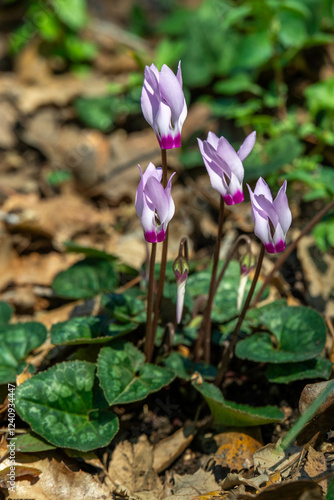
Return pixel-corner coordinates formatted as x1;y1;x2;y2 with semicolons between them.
212;430;263;471
163;468;221;500
253;443;303;477
153;424;196;474
236;479;324;499
108;435;163;500
219;472;269;491
0;456;112;499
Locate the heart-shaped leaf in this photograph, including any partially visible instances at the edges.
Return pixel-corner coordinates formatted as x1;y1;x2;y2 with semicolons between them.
235;306;326;363
52;258;118;299
14;432;56;453
50;316;131;345
193;380;284;426
0;322;47;384
187;261;267;324
163;352;217;381
266;357;333;384
97;342;175;405
16;361;119;452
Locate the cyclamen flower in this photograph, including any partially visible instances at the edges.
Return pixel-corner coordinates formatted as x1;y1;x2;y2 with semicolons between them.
197;131;256;205
247;178;292;254
141;62;187;149
135;162;175;243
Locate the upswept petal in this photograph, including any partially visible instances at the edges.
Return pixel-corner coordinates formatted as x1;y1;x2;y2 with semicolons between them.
273;222;285;248
202;141;231;178
164;172;176;224
217;136;244;181
253;177;273;201
139;198;156;236
176;60;183;88
144;65;160;95
273;181;292;234
141;87;154;127
253;209;271;247
144;176;170;224
254;194;279;227
206;131;219;150
248;180;291;253
155;102;173;143
237;131;256;161
160;64;185;122
227;172;244;204
142;162;162;183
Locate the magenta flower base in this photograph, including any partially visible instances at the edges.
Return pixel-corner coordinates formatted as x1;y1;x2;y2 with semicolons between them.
265;240;285;254
145;229;166;243
223;191;244;205
159;134;181;150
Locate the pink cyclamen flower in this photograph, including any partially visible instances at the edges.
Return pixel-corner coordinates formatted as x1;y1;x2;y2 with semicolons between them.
197;131;256;205
135;162;175;243
247;178;292;254
141;61;187;149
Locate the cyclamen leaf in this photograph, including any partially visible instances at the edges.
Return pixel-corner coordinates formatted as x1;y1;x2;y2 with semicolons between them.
193;380;284;426
52;257;118;299
97;342;175;405
0;322;47;384
236;306;326;363
16;361;119;452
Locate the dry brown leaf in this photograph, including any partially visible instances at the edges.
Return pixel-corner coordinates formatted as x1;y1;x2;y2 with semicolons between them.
2;191;116;247
0;72;109;114
0;456;112;499
212;431;263;471
163;468;221;500
190;491;229;499
236;479;324;500
219;472;269;492
299;447;328;494
253;443;303;477
153;424;196;474
23;109;110;188
108;435;163;500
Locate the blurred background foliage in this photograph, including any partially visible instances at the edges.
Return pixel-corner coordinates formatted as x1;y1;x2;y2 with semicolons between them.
3;0;334;249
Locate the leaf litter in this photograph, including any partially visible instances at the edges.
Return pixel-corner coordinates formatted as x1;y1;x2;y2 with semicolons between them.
0;2;334;500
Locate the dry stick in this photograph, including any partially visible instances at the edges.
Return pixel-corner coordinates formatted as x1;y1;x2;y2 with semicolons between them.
150;149;169;361
215;244;265;387
194;197;225;364
252;198;334;307
144;242;157;362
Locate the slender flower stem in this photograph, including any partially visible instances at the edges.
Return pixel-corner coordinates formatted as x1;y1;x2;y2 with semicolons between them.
215;243;265;387
214;235;252;295
252;198;334;307
195;197;225;363
145;242;157;362
151;149;169;353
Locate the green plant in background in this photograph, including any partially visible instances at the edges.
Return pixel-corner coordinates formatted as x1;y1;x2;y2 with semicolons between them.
150;0;334;248
9;0;97;68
